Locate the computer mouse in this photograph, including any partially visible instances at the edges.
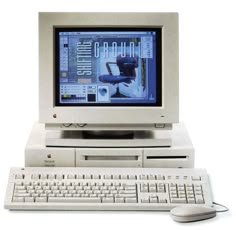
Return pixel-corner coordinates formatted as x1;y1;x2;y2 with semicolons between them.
170;206;216;223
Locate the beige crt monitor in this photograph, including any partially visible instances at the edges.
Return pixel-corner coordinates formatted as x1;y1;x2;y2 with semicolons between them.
39;12;179;129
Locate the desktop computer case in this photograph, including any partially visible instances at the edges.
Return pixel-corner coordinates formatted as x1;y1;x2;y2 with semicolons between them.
25;122;194;168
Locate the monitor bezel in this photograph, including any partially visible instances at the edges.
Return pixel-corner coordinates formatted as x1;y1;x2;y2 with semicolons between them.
54;27;162;107
39;12;179;125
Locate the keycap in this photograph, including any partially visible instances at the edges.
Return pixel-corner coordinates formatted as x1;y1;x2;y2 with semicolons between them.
141;198;149;203
56;194;64;197
150;197;158;203
56;174;64;179
73;194;81;197
12;197;24;202
178;192;186;196
35;197;47;202
170;187;177;192
40;194;47;197
140;187;148;192
124;185;136;190
25;197;34;202
171;198;186;203
115;198;124;203
61;190;68;194
32;194;39;197
148;175;155;180
187;195;194;199
48;174;55;179
159;199;167;203
48;194;55;197
157;187;165;193
117;194;136;198
93;174;100;179
40;174;47;179
119;191;136;196
170;193;177;198
113;175;120;180
15;190;27;194
81;194;89;197
125;198;137;203
48;197;101;203
195;192;203;196
187;191;194;195
90;194;97;198
64;181;72;186
65;194;72;197
178;187;185;192
129;175;136;180
32;174;39;179
140;175;147;180
85;175;91;179
68;190;76;194
157;175;164;180
27;185;34;190
59;186;66;190
85;190;93;194
196;196;204;204
15;186;25;190
14;193;30;197
194;187;202;192
98;194;105;198
102;198;114;203
67;186;75;190
187;198;195;204
15;174;24;179
15;182;23;186
43;186;50;190
149;187;156;192
104;182;111;186
192;176;201;181
76;175;83;179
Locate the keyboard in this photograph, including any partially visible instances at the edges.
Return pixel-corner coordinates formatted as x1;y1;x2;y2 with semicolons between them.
4;167;213;210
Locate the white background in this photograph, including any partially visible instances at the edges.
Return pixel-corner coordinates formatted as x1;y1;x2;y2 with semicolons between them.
0;0;235;229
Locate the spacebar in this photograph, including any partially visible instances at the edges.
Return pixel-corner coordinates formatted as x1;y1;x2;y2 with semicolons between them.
48;197;101;203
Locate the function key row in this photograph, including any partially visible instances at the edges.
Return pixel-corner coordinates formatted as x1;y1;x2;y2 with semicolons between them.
14;174;202;181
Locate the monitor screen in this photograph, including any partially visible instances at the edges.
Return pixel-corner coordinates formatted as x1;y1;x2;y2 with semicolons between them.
55;28;162;106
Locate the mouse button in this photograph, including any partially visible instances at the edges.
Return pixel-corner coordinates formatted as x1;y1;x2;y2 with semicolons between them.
171;206;216;217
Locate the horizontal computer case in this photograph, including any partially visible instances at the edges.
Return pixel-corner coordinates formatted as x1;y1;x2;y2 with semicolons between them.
25;122;194;168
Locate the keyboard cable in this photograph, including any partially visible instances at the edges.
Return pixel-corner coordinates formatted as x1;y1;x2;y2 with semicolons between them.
213;202;229;213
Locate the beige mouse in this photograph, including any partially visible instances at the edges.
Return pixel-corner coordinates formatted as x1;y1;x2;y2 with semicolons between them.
170;206;216;223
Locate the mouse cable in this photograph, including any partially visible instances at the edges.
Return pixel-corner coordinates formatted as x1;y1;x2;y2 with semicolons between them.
213;202;229;213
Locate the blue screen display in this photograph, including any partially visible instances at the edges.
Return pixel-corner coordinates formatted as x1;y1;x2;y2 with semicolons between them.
55;29;162;106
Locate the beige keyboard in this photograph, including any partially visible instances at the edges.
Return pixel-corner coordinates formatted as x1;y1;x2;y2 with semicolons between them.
4;167;213;210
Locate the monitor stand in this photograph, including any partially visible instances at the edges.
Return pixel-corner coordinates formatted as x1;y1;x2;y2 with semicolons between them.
83;130;134;139
44;129;172;148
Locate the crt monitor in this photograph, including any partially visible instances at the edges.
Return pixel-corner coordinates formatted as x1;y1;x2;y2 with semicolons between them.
39;13;179;126
55;28;161;106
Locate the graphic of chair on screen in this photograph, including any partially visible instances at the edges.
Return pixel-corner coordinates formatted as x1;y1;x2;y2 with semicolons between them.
99;55;138;97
